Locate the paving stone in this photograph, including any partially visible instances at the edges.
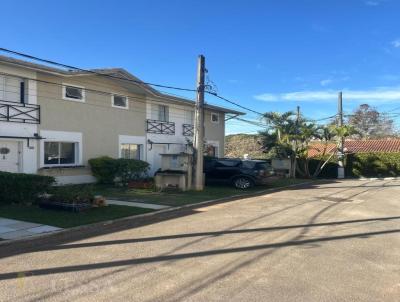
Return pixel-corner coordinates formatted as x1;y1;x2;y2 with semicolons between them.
0;230;34;240
7;221;41;230
29;225;62;234
0;226;15;234
0;218;22;226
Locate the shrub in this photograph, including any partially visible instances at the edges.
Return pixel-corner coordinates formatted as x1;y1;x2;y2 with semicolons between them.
88;156;118;184
47;185;94;204
306;158;338;178
0;172;55;205
89;156;150;185
346;153;400;177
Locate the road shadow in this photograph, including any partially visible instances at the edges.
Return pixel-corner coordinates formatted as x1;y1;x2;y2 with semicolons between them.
0;228;398;281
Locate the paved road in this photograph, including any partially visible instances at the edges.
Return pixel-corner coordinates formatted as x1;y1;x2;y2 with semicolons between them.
0;179;399;301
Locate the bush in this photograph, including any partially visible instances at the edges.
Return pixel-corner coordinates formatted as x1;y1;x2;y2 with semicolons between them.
47;185;94;204
0;172;55;205
89;156;119;184
89;156;150;185
346;153;400;177
307;158;338;178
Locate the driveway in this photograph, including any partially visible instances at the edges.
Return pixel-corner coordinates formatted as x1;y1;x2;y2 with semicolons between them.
0;179;399;301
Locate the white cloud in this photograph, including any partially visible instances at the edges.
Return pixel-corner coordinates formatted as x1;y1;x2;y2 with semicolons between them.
254;87;400;104
365;0;380;6
391;39;400;48
320;79;333;86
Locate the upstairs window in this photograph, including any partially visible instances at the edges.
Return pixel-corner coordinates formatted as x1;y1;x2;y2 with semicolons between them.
158;105;169;122
184;110;195;125
63;85;85;102
0;75;25;103
112;94;128;109
151;104;170;122
211;112;220;123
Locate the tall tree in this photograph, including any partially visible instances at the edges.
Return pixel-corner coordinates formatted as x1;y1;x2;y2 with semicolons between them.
347;104;395;138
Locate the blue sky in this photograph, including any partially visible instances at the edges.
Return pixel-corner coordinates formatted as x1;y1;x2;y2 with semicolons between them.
1;0;400;134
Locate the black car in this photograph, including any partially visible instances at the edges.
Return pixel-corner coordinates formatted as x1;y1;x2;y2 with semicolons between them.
204;158;275;189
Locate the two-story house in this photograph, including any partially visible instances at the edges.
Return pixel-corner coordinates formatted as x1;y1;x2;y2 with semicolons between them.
0;55;243;183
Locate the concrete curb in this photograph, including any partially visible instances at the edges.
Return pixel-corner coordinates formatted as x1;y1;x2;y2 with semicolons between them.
0;180;317;247
357;177;399;181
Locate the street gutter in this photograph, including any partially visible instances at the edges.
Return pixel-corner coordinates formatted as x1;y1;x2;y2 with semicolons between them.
0;180;319;250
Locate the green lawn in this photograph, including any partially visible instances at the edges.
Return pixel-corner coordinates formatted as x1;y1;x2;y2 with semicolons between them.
94;178;312;207
0;204;153;228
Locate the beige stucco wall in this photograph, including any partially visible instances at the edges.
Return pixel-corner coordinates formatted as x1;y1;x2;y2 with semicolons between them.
37;72;147;176
35;71;227;178
204;110;225;156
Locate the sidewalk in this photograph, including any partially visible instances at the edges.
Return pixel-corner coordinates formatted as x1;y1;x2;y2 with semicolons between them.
0;218;61;240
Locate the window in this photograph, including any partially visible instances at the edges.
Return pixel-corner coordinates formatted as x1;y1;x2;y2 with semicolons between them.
158;105;169;122
185;110;194;125
0;75;25;103
205;145;219;157
63;85;85;101
44;142;78;165
120;144;141;160
151;104;169;122
112;94;128;109
211;112;219;123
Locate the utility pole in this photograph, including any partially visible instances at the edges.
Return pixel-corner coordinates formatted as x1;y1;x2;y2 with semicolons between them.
193;55;205;190
292;105;300;178
337;92;345;179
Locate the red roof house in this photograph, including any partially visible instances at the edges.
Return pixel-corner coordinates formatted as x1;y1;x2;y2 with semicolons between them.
308;139;400;157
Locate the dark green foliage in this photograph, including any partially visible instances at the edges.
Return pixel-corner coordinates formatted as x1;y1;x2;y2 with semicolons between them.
88;156;118;184
307;159;338;178
346;153;400;177
0;172;55;205
48;185;95;204
89;156;150;185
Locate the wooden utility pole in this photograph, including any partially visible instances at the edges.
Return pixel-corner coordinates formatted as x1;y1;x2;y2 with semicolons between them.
193;55;205;190
337;92;345;179
292;105;301;178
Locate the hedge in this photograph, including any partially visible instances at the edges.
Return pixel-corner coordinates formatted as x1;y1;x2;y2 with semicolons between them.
89;156;150;184
307;158;338;178
0;172;55;205
345;153;400;177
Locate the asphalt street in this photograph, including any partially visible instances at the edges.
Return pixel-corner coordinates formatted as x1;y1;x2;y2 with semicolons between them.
0;179;399;301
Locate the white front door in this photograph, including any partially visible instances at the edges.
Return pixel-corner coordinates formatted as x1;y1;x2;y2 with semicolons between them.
0;141;20;173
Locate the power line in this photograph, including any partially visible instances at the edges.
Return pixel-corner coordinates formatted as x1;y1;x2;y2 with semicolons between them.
0;47;197;93
206;91;264;116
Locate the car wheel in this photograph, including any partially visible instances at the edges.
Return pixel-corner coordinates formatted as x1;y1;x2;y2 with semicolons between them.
233;177;253;189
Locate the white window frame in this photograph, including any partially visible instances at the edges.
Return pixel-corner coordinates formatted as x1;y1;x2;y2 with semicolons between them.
120;143;142;160
211;112;220;124
43;141;79;167
206;140;220;157
118;135;146;161
111;93;129;109
62;83;86;102
40;130;83;168
158;105;169;122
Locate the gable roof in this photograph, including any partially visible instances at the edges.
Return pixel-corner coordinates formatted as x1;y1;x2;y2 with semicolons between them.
308;139;400;157
0;55;244;115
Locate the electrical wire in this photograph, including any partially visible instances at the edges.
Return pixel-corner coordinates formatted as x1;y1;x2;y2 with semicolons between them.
0;47;197;92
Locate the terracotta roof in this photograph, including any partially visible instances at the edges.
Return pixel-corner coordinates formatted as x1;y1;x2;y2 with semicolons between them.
308;139;400;157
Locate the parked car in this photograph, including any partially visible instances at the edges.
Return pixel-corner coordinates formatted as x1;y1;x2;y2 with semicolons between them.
204;158;275;189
